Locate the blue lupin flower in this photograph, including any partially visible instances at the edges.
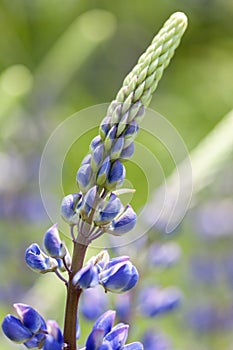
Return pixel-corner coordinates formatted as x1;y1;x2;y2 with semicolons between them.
109;205;137;235
85;310;143;350
73;263;99;289
61;193;82;225
43;224;66;259
1;304;47;347
99;257;139;293
25;243;58;273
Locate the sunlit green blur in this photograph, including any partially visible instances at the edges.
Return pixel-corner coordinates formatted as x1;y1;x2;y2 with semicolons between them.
0;1;233;349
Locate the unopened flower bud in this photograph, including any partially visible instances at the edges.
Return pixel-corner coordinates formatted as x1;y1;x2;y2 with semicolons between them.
120;142;135;160
91;143;104;171
104;125;117;151
99;117;111;140
106;160;125;190
80;186;98;219
90;135;102;151
61;193;82;225
109;205;137;235
94;194;123;226
43;224;66;259
96;157;111;186
76;163;94;193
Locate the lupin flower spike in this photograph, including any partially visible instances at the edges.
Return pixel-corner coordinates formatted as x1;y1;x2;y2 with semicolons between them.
77;12;188;193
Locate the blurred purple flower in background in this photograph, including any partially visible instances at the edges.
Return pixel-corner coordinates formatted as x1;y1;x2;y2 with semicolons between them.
138;286;182;317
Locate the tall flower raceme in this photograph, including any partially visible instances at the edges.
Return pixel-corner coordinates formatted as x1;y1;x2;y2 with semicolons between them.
1;12;188;350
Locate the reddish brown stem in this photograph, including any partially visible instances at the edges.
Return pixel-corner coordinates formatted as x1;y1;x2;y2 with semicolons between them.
63;242;88;350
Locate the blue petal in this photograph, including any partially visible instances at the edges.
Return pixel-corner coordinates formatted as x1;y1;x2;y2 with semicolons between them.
14;303;44;333
61;193;82;225
76;163;93;192
93;310;116;337
81;186;97;218
120;142;135;160
99;117;111;139
2;315;33;343
121;265;139;292
24;333;46;348
107;160;125;186
97;194;123;224
25;244;48;271
111;137;124;160
123;342;144;350
92;143;104;168
124;121;139;139
86;328;105;350
100;263;133;293
73;264;99;289
81;153;92;166
97;157;111;186
107;256;129;269
104;324;129;350
47;320;63;344
44;224;62;258
111;205;137;235
43;335;63;350
90;135;102;151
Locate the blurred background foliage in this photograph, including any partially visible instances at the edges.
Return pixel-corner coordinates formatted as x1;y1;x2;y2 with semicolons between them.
0;0;233;349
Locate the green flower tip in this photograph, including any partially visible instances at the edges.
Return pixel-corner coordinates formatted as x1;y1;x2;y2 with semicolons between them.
169;11;188;31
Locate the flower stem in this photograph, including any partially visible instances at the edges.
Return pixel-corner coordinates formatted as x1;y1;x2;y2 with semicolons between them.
63;241;88;350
